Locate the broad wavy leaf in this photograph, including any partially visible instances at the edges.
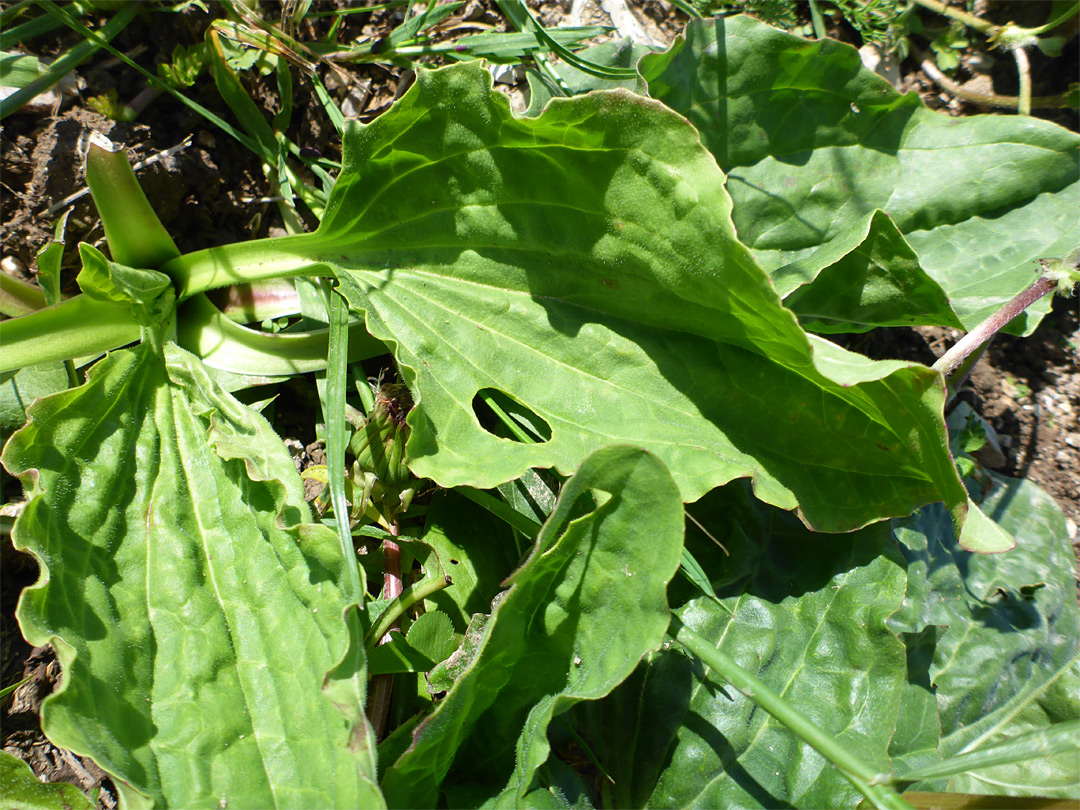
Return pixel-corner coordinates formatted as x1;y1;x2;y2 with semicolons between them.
3;343;382;809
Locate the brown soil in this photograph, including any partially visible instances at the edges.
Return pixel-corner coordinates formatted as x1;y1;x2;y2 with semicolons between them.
1;1;1077;805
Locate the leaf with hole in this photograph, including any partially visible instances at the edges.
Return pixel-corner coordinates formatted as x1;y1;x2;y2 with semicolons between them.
191;61;975;537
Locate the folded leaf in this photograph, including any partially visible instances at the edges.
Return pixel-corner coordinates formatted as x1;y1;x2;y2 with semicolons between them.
774;210;962;333
380;445;685;808
77;243;175;329
640;16;1080;333
3;342;382;809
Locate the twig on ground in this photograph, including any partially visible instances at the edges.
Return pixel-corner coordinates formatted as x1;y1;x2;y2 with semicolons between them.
918;57;1070;110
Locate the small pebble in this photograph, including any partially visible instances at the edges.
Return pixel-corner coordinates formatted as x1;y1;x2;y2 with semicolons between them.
1064;433;1080;449
1;255;27;275
1067;518;1078;542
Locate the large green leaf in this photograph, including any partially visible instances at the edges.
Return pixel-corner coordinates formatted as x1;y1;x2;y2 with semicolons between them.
2;343;382;809
250;61;969;535
891;474;1080;798
574;481;909;809
380;445;685;809
640;16;1080;333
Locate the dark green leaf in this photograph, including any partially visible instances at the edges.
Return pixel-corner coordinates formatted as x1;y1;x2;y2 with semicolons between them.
406;610;459;664
367;633;437;675
419;490;521;633
582;481;908;809
891;473;1080;797
640;16;1080;333
380;445;685;808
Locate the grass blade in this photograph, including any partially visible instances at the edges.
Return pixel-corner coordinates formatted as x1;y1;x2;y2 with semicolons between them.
897;720;1080;783
324;285;364;607
0;1;137;119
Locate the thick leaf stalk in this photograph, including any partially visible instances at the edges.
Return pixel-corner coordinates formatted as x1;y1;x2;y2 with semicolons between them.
933;249;1079;383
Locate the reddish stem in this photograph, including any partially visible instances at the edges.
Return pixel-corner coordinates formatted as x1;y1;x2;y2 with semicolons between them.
367;525;403;739
932;275;1056;379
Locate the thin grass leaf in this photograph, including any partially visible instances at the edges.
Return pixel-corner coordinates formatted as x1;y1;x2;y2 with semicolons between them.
323;286;364;607
0;1;137;119
310;69;345;134
396;26;611;61
496;0;637;80
384;0;462;51
677;546;731;614
896;720;1080;784
1;0;93;47
206;27;305;229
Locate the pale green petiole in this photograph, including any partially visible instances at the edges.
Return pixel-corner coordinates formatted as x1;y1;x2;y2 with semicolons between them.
0;295;141;374
176;294;386;377
85;135;180;269
163;235;328;301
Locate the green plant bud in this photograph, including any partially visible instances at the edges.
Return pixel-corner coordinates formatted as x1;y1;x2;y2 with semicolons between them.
349;383;413;490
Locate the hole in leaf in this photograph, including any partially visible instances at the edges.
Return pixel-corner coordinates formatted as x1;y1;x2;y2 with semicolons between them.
472;388;552;444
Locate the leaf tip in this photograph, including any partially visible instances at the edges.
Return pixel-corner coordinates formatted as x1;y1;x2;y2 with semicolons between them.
956;497;1017;553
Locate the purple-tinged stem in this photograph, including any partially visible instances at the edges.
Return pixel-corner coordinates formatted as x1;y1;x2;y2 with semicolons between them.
366;524;403;740
933;275;1056;379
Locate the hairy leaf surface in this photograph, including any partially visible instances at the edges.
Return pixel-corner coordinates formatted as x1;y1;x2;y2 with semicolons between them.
380;445;684;808
3;343;381;809
640;16;1080;333
282;61;969;534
